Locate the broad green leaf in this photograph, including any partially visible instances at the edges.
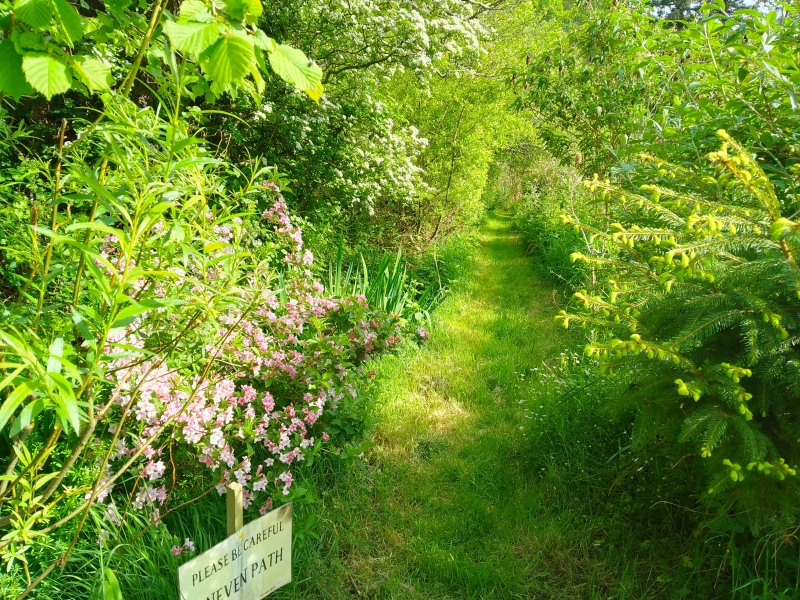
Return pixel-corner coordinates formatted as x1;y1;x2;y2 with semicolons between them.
13;29;46;51
0;382;32;434
33;470;59;490
253;29;271;50
52;0;84;45
99;567;124;600
22;53;73;100
254;45;268;76
46;338;64;374
250;63;265;94
223;0;262;24
163;21;220;58
111;302;152;329
204;241;231;253
85;260;113;306
177;0;213;22
203;32;254;93
73;56;111;93
71;307;94;341
13;0;52;29
66;221;125;240
0;364;26;395
266;42;323;101
0;40;34;99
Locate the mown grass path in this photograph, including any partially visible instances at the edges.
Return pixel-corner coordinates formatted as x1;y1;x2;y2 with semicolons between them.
284;213;588;599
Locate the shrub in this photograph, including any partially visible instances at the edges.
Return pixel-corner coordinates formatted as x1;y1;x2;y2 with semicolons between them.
515;159;590;289
0;95;404;593
561;133;800;535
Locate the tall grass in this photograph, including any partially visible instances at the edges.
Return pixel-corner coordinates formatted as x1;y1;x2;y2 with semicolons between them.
328;238;447;326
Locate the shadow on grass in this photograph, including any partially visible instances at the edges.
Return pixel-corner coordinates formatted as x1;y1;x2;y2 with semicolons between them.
271;214;624;599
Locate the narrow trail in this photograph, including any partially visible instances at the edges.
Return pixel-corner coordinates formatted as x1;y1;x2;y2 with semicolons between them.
291;214;574;599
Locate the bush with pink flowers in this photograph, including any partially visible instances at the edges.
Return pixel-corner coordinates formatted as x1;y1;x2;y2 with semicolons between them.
0;99;405;593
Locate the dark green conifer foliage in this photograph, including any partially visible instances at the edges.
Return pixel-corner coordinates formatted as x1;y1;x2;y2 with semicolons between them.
560;132;800;531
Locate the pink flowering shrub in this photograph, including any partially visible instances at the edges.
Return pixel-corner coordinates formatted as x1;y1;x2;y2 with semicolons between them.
0;104;405;584
97;187;402;522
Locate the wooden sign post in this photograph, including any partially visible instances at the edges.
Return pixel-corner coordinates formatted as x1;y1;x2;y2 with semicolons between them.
178;484;292;599
227;483;243;536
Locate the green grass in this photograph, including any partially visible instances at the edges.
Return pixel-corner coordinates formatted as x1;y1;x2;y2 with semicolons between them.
271;214;800;600
27;214;795;599
271;214;651;599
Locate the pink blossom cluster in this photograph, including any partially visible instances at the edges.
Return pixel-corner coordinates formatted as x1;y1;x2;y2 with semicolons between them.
171;538;196;556
95;187;402;520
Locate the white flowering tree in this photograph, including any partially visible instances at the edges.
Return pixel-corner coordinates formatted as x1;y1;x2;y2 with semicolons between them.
213;0;502;249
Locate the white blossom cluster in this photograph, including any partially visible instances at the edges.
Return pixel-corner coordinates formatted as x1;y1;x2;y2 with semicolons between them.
298;0;486;80
252;86;431;217
244;0;489;223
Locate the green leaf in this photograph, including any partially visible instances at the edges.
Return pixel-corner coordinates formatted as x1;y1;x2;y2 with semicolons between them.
203;32;254;93
65;221;126;240
0;364;26;396
253;29;271;50
46;337;64;374
222;0;262;24
177;0;212;21
9;398;46;438
85;260;113;306
111;302;149;329
99;567;124;600
13;0;52;28
0;40;34;99
72;56;111;93
47;372;80;433
22;53;73;100
163;21;220;58
266;42;323;101
0;382;32;434
12;28;46;51
52;0;84;45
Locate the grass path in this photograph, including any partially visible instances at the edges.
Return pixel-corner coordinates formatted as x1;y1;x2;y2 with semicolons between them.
284;213;590;599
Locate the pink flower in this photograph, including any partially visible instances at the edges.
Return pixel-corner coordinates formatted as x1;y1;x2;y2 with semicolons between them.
171;546;182;556
144;460;166;481
276;470;293;495
209;428;225;448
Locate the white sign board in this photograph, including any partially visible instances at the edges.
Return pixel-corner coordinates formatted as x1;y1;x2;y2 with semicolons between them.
178;503;292;600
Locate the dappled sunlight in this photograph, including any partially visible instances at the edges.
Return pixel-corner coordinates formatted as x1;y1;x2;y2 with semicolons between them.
323;215;573;598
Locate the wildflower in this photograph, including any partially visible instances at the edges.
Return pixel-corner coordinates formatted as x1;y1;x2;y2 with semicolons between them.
171;546;183;556
144;460;166;481
259;497;274;515
276;470;293;495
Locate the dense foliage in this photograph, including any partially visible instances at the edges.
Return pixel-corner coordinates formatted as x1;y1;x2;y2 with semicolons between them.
6;0;800;596
0;0;450;595
513;0;800;588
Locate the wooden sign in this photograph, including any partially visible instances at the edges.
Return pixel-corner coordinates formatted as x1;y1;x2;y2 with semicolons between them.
178;502;292;600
